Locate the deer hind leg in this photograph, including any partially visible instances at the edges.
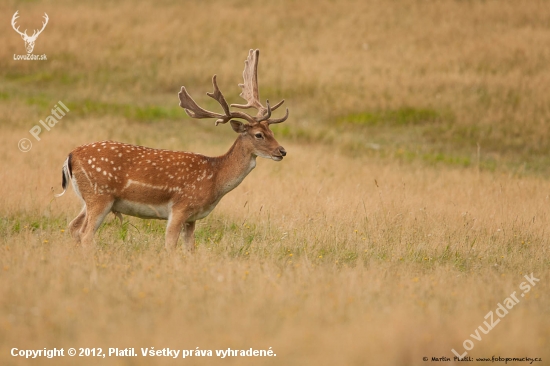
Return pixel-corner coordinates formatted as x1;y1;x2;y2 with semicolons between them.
69;206;87;243
80;197;114;248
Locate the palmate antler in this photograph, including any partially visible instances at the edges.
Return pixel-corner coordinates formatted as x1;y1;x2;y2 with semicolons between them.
178;49;289;126
231;49;289;124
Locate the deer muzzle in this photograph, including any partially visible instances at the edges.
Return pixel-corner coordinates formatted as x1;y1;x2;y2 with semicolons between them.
272;146;286;161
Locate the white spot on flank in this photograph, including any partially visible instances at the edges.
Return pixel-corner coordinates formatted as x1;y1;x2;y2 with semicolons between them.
88;159;92;164
96;167;101;172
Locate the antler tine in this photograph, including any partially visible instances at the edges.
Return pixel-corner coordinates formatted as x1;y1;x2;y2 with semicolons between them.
206;75;231;119
267;108;289;125
270;99;285;111
257;100;272;121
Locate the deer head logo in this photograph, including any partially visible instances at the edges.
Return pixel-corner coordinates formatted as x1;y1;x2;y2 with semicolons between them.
11;11;49;54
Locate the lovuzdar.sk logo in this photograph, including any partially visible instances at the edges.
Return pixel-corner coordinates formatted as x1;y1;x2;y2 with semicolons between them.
11;10;48;61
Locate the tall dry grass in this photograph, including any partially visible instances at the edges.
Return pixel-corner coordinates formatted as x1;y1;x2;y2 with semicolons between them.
0;0;549;365
1;123;548;365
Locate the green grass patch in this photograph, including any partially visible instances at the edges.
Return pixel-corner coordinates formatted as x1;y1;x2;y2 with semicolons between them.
62;99;183;122
0;215;66;239
5;71;80;86
338;106;445;127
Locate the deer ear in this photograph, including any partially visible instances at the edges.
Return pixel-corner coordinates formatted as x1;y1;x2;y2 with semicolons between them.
230;120;248;133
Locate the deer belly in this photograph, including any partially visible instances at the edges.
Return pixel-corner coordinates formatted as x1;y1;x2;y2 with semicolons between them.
112;199;170;220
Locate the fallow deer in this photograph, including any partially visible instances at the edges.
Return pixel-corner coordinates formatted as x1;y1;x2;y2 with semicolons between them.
57;49;288;251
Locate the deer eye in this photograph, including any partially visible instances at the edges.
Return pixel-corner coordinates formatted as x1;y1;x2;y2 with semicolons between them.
254;133;264;139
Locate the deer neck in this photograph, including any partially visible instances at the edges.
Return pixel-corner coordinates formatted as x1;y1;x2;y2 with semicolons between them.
214;135;256;196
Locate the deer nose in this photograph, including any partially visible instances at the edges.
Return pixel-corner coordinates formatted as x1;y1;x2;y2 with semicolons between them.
279;147;287;156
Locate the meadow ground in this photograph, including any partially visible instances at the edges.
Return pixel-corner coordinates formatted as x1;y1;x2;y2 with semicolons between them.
1;0;549;365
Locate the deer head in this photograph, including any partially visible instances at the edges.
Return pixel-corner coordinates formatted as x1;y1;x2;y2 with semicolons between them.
11;11;49;54
178;49;289;161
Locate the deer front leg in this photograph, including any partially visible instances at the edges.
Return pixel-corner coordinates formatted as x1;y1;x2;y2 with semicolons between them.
165;210;186;252
183;221;196;252
165;210;196;252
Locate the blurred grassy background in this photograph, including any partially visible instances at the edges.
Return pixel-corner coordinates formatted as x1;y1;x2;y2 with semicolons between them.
2;0;550;174
1;0;549;365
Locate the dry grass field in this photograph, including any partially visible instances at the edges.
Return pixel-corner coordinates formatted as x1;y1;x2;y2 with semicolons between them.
1;0;549;365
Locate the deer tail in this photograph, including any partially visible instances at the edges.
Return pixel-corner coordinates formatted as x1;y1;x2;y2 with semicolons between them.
55;153;72;198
